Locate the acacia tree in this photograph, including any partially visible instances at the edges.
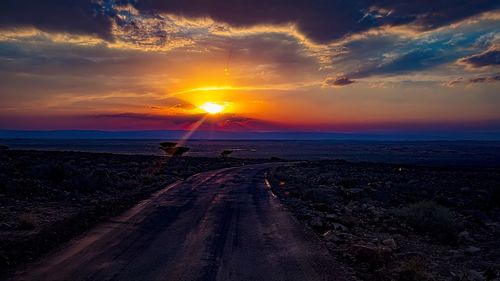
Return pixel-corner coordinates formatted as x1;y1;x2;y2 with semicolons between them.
220;150;233;158
159;142;177;148
159;142;190;157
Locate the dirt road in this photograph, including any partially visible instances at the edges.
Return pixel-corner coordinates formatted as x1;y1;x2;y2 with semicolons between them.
12;164;347;281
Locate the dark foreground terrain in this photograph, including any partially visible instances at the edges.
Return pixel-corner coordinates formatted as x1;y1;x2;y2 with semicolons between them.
268;161;500;281
8;164;348;281
0;150;266;275
2;149;500;281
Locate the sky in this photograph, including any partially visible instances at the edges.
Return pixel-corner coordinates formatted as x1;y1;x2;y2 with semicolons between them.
0;0;499;135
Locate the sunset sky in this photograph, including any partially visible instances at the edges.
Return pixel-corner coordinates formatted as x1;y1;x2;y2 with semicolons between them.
1;0;499;134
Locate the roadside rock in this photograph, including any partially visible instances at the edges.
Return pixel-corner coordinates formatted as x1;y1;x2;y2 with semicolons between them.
382;238;397;250
350;244;392;268
465;246;481;255
323;230;342;243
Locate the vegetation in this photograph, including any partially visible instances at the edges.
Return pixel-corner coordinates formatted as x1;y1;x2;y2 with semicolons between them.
159;142;177;148
0;150;267;273
492;186;500;208
396;257;433;281
220;150;233;158
159;142;190;157
0;144;9;150
17;213;37;230
394;201;457;244
337;177;358;189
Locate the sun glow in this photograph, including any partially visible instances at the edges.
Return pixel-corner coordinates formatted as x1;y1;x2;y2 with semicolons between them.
199;102;225;114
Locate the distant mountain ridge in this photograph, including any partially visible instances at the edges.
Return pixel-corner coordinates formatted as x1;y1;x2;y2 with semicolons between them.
1;130;500;141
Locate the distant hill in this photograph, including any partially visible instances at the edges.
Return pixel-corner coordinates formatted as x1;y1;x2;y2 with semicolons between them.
1;130;500;140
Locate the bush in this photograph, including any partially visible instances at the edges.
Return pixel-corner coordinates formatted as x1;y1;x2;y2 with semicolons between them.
394;201;457;244
17;213;37;230
396;257;433;281
491;187;500;208
337;177;357;189
29;164;68;184
65;174;108;194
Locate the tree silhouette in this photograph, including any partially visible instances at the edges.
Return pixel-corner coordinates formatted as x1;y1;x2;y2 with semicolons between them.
159;142;177;148
220;150;233;158
159;142;190;157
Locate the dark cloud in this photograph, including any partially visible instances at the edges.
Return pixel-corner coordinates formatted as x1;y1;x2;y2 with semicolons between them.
93;112;277;130
374;0;499;30
458;45;500;68
351;49;452;78
324;48;449;81
2;0;495;44
323;76;355;87
134;0;499;43
0;0;115;39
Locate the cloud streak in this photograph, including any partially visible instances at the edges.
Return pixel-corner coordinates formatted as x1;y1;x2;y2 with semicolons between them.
323;76;355;87
458;44;500;68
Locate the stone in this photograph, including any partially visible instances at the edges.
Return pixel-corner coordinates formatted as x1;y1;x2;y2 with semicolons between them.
331;222;348;231
325;213;338;221
467;270;485;281
323;230;342;243
465;246;481;255
309;216;323;229
382;238;397;250
350;244;392;267
458;231;473;243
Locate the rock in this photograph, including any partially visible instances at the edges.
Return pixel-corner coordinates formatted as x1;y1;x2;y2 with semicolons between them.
312;203;329;212
483;267;498;280
325;213;338;221
382;238;397;250
467;270;485;281
323;230;342;243
340;213;358;227
309;216;324;230
350;244;392;267
331;222;348;231
465;246;481;255
458;231;473;243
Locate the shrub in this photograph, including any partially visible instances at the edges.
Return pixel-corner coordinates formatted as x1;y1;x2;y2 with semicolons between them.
491;187;500;208
394;201;457;244
396;257;433;281
29;164;68;184
337;177;357;189
17;213;37;230
66;175;106;193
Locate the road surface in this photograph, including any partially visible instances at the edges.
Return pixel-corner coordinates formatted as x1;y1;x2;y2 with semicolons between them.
12;163;347;281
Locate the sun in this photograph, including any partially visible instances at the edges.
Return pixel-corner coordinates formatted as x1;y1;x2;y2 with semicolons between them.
199;102;225;114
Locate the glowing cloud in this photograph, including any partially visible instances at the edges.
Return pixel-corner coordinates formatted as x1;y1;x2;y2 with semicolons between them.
199;102;225;114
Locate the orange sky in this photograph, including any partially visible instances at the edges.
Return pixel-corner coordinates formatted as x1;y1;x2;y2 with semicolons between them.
0;2;499;132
